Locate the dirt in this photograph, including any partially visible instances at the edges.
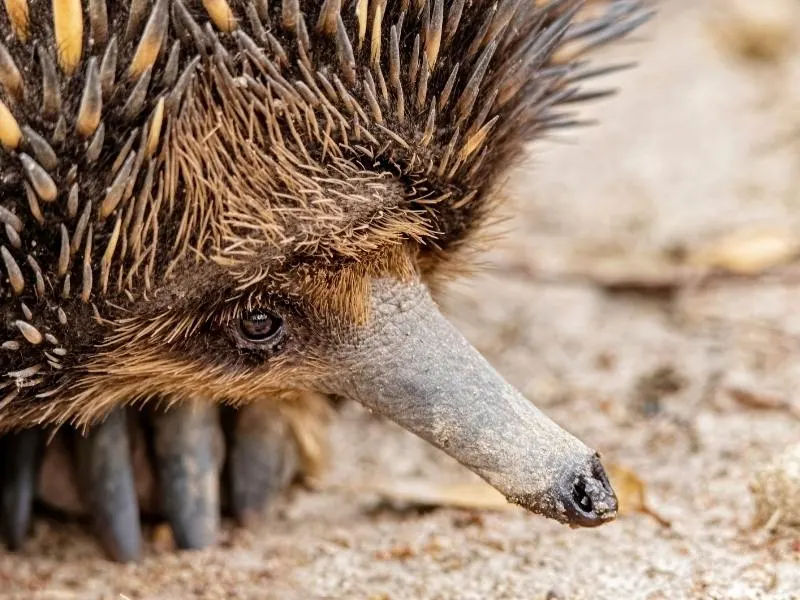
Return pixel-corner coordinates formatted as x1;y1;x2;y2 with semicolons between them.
3;1;800;598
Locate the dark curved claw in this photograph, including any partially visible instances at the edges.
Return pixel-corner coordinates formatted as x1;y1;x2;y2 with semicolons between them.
75;407;142;562
0;398;310;558
224;403;300;527
152;400;222;550
1;429;42;550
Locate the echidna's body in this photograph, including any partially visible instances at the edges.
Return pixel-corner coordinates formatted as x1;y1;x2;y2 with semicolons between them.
0;0;648;561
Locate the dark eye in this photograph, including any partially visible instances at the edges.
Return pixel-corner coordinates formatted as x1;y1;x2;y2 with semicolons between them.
238;310;283;344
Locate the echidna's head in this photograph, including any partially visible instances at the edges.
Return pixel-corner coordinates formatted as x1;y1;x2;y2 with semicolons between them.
0;0;649;526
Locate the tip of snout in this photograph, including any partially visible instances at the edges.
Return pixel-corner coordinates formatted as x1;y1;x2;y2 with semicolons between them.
561;453;618;528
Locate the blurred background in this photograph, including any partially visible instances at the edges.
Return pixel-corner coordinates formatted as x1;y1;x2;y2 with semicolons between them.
4;1;800;598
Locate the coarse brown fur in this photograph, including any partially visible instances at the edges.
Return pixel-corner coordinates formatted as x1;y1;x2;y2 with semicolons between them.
0;0;649;469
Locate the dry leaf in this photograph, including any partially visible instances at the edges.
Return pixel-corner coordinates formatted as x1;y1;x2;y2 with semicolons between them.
607;464;671;527
607;464;646;514
576;254;686;292
724;372;800;418
502;252;689;293
339;478;515;511
707;0;799;62
688;229;800;275
728;386;788;411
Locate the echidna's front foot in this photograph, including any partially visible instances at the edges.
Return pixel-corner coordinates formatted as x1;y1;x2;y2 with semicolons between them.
0;397;324;562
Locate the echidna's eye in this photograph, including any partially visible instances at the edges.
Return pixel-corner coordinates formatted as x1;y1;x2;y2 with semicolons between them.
239;310;283;344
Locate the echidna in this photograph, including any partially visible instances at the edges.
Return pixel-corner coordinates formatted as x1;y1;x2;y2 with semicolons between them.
0;0;649;562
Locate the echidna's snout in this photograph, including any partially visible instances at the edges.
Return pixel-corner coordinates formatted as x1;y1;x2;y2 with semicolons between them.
505;452;618;527
558;453;618;527
328;278;617;528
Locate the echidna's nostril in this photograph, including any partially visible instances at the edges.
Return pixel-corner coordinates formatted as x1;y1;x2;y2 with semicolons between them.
560;454;618;527
572;478;593;514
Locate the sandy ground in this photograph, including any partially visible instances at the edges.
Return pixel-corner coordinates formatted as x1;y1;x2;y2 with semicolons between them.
4;1;800;598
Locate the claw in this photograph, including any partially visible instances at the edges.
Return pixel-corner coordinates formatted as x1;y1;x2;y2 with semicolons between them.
152;399;222;550
224;403;299;527
75;408;142;562
1;429;42;550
